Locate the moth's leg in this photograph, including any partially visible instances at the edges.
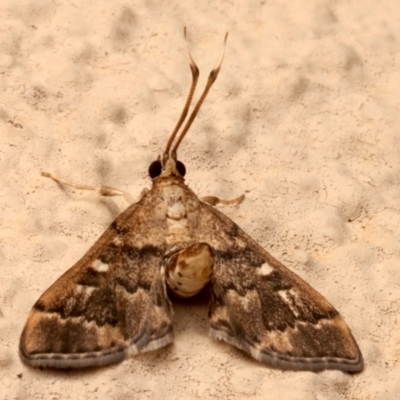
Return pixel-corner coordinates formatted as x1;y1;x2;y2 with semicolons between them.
165;243;214;298
201;194;245;206
41;171;135;203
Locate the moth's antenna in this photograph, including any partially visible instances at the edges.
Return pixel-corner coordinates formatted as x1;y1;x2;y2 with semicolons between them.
171;32;228;160
163;27;200;162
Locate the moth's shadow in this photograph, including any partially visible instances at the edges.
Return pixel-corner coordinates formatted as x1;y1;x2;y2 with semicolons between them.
169;289;210;334
168;290;269;370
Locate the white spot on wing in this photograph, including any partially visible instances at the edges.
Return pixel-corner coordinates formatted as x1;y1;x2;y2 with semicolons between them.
113;236;124;246
92;259;109;272
73;285;96;304
86;286;95;295
277;288;301;317
75;285;95;295
257;262;274;276
241;294;251;311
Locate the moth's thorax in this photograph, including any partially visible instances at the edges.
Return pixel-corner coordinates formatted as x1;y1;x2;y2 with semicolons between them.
157;179;198;245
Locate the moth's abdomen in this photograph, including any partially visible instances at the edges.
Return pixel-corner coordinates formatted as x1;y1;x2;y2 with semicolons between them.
165;243;214;298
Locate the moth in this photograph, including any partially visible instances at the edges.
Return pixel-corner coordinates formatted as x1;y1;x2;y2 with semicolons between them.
20;30;363;372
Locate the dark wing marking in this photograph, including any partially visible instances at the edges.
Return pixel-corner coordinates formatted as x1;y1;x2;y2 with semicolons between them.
19;200;173;369
197;202;363;372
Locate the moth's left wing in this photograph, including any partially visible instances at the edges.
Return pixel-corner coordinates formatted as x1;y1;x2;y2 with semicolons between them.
198;203;363;372
20;201;173;369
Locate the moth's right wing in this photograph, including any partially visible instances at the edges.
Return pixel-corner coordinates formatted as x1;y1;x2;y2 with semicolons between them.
198;202;363;372
19;201;173;369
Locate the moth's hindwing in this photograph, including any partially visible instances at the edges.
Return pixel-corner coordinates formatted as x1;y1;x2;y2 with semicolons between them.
19;200;173;369
198;203;363;372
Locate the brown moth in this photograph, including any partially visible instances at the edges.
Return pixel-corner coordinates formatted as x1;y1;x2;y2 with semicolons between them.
19;30;363;372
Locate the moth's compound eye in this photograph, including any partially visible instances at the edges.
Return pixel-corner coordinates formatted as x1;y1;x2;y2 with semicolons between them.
148;160;162;178
176;161;186;177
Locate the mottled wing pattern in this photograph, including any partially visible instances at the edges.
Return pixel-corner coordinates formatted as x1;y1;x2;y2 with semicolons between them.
19;199;173;369
198;203;363;372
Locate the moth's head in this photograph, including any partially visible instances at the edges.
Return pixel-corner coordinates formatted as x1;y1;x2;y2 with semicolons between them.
148;28;227;182
148;155;186;180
